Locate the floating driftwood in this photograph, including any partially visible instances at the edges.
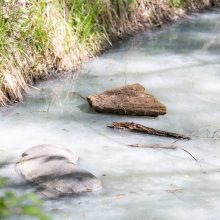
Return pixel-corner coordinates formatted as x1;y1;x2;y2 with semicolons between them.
87;83;166;117
108;122;191;140
16;145;102;198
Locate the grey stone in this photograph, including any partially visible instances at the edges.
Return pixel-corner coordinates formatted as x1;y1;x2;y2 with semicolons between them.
16;145;102;198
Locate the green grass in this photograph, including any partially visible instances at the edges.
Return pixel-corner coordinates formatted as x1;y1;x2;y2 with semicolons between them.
0;1;55;104
0;0;74;105
0;0;136;106
68;0;104;45
0;1;50;62
0;0;216;106
170;0;187;7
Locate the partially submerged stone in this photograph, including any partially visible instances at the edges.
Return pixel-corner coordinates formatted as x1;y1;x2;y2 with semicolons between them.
87;83;166;117
16;145;102;198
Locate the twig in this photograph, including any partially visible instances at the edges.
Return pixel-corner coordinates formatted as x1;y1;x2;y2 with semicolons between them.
72;92;86;101
108;122;191;140
128;143;206;174
129;144;177;149
178;147;198;162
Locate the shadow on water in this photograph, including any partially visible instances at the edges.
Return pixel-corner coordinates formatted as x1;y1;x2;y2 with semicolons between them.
77;103;97;114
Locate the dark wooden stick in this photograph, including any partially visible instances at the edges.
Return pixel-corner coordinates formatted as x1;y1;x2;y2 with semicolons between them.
108;122;190;140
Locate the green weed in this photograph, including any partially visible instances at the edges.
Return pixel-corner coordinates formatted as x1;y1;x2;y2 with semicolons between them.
0;178;51;220
170;0;187;7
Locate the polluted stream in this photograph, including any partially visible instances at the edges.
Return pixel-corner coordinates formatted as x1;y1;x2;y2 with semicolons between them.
1;9;220;220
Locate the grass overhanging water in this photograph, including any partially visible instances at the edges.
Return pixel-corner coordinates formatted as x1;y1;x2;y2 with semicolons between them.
0;0;219;106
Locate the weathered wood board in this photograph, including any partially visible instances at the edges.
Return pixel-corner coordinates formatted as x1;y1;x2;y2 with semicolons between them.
16;145;102;198
87;83;166;116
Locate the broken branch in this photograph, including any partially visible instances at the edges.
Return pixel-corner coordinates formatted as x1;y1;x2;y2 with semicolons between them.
108;122;191;140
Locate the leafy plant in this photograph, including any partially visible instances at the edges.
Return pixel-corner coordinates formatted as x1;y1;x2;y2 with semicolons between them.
0;178;51;220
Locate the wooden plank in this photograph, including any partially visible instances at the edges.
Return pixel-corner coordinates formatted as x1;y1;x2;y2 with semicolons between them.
87;83;166;116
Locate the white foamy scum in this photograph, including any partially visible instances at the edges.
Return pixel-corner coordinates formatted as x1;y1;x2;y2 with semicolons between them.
0;9;220;220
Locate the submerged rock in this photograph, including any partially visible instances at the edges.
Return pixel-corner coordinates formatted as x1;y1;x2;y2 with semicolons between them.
16;145;102;198
87;83;166;117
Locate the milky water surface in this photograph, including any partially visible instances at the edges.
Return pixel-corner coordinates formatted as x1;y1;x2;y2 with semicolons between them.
1;10;220;220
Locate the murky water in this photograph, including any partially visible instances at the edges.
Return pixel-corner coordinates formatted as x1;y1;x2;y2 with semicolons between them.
1;9;220;220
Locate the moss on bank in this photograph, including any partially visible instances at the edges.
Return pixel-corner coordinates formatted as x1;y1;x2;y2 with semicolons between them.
0;0;219;106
